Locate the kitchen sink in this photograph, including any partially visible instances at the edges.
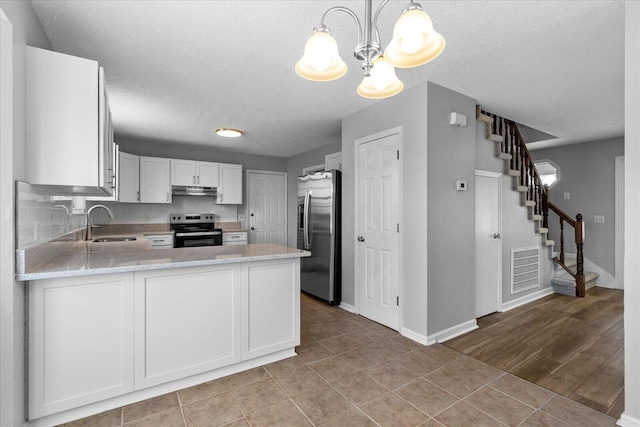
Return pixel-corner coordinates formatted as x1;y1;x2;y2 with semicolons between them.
92;236;137;243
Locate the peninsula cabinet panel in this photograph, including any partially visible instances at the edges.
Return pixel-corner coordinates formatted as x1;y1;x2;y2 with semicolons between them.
242;259;300;360
28;273;134;419
134;265;242;389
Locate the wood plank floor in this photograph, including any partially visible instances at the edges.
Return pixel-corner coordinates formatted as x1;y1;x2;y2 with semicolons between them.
443;287;624;418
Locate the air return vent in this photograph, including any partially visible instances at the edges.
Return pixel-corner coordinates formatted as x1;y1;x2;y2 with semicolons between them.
511;247;540;294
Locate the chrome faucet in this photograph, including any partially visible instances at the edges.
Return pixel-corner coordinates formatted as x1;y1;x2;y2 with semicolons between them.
86;204;115;240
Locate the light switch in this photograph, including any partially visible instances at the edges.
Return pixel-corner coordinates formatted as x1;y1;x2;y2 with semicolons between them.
594;215;605;224
563;192;570;200
238;213;246;222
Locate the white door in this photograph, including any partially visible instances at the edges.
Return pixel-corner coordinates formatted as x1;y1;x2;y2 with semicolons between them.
248;171;287;245
356;131;400;330
475;171;502;317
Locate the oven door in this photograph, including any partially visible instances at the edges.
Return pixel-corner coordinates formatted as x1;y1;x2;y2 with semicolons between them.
174;231;222;248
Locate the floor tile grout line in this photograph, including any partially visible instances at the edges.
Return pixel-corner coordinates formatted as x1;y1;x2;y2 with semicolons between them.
175;391;188;427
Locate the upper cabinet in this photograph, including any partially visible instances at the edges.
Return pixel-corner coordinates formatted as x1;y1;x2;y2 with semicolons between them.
119;152;140;203
139;157;171;204
218;163;243;205
325;152;342;171
26;47;115;196
171;160;219;187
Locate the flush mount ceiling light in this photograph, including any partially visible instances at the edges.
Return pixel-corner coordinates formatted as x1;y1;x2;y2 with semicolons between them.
215;128;242;138
296;0;445;99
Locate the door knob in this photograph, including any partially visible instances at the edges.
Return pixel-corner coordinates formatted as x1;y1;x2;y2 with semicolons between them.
493;233;502;239
251;227;255;231
357;236;365;242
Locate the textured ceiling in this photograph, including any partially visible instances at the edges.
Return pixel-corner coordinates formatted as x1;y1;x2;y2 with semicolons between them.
31;0;625;157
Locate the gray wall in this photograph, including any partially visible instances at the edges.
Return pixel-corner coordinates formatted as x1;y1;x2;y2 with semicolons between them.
532;137;624;276
285;141;341;248
426;82;477;335
1;2;52;426
342;82;477;339
475;122;553;305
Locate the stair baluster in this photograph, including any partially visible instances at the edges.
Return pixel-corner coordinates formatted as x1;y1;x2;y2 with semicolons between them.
559;218;565;264
575;214;585;297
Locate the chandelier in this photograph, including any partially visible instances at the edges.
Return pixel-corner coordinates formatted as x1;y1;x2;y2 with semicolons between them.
295;0;445;99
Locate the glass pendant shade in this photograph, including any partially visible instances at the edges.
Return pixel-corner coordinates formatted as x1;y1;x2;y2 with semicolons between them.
295;31;348;81
357;56;404;99
384;9;445;68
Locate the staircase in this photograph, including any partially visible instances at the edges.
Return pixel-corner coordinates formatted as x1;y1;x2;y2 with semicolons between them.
476;106;597;297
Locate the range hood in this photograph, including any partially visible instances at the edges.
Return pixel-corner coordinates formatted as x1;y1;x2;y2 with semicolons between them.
171;186;217;197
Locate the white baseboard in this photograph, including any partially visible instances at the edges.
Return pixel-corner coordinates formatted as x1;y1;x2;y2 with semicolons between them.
339;302;356;313
617;413;640;427
426;319;478;345
501;287;554;312
400;327;430;346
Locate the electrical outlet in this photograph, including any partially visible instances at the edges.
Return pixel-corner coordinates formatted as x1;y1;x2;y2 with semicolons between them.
238;213;246;222
144;214;150;223
594;215;605;224
563;192;570;200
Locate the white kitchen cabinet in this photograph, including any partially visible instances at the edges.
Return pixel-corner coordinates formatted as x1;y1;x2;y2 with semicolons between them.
134;265;242;388
119;152;140;203
26;46;114;196
171;159;219;187
218;163;243;204
28;273;135;419
139;156;171;203
325;152;342;171
242;260;300;360
223;231;248;246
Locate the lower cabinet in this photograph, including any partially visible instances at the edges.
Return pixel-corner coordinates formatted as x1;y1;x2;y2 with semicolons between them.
134;265;242;388
28;273;135;419
27;258;300;420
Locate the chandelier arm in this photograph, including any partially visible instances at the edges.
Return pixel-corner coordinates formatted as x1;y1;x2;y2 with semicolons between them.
372;0;391;30
320;6;364;46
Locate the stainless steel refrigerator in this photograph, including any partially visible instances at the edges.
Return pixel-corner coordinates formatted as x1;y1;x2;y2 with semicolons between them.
297;170;341;304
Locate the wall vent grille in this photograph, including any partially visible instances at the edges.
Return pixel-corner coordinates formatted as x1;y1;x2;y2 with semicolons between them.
511;247;540;294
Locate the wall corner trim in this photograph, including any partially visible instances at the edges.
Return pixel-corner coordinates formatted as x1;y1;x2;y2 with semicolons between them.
339;302;356;313
501;287;554;312
427;319;478;345
617;413;640;427
400;327;430;346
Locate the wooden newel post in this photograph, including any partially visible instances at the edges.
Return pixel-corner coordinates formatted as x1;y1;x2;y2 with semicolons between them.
575;213;585;297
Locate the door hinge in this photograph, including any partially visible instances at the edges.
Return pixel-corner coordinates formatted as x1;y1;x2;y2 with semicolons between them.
397;223;399;233
397;150;399;160
396;296;399;306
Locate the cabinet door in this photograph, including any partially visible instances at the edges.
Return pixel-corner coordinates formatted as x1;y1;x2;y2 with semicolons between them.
171;159;196;186
218;163;243;204
119;152;140;203
140;156;171;203
325;152;342;171
242;259;300;360
28;273;135;419
134;265;242;388
196;161;219;187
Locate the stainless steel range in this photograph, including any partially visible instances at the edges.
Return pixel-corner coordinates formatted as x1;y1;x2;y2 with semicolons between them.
170;213;222;248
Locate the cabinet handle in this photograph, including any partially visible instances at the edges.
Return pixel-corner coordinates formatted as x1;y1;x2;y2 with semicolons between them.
219;194;222;203
166;192;169;201
197;176;200;185
193;175;196;184
137;191;140;201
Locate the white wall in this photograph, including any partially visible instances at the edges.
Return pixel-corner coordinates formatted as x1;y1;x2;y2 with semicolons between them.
0;2;52;426
622;1;640;424
532;137;624;277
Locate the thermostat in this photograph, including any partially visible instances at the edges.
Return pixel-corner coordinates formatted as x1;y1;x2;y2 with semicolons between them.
456;180;467;191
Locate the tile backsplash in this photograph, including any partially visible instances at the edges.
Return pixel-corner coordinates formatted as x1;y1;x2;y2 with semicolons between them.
16;181;85;250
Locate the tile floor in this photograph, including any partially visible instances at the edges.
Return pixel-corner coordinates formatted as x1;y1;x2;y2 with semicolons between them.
62;293;618;426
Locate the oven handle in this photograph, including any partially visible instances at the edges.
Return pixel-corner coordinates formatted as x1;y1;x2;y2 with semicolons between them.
175;231;222;237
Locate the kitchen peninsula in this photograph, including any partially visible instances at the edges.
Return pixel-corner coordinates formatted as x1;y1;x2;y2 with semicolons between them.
17;239;309;425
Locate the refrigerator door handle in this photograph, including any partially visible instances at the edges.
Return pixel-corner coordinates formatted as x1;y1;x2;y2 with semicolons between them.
303;190;310;250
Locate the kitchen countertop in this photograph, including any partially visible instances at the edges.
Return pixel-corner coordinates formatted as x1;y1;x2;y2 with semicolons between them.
16;233;309;281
